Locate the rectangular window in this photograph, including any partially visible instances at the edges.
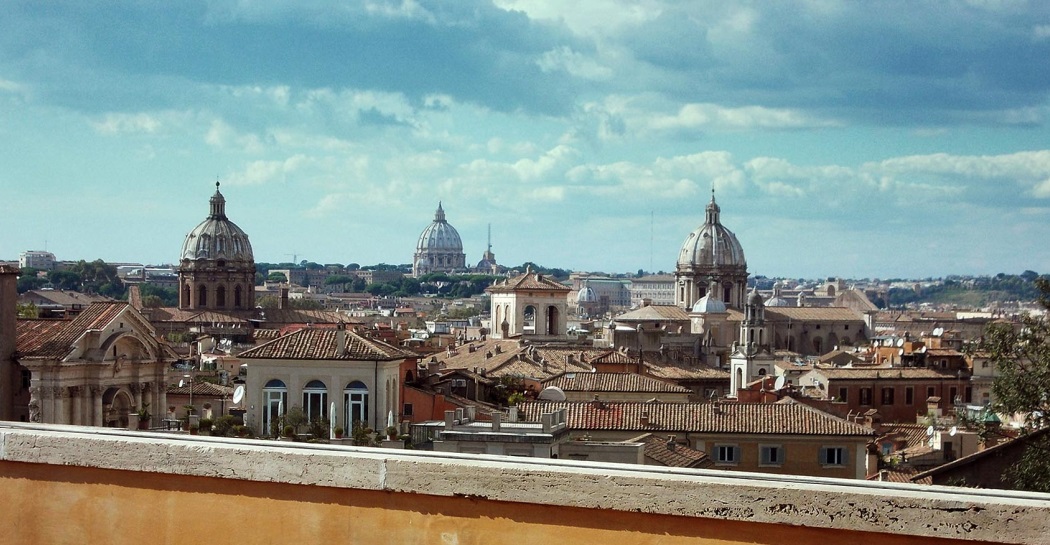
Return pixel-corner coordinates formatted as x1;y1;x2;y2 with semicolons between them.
715;444;739;465
881;387;895;405
905;387;914;405
760;445;783;466
820;446;846;466
965;386;972;403
949;387;959;404
838;387;848;403
403;403;413;417
927;386;936;400
859;388;872;405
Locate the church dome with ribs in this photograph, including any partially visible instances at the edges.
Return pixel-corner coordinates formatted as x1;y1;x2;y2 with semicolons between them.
180;183;254;262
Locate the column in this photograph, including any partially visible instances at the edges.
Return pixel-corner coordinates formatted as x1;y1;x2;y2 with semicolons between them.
91;386;104;427
70;386;82;426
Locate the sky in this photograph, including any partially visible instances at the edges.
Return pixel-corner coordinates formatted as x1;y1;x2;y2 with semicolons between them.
2;1;1049;279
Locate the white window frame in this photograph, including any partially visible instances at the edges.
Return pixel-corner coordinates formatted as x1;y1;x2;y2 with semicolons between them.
344;381;370;430
302;380;328;423
714;444;739;465
262;379;288;437
820;446;846;467
759;444;783;466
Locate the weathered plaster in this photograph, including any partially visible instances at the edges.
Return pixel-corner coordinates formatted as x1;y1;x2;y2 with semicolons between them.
1;422;1047;544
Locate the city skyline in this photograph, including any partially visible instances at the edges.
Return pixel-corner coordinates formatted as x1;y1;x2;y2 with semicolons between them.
2;2;1050;278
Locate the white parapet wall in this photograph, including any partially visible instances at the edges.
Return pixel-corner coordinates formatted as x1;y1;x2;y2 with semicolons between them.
1;422;1049;544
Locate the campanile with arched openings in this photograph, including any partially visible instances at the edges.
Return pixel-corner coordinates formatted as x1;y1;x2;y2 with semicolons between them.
486;267;571;340
177;182;256;312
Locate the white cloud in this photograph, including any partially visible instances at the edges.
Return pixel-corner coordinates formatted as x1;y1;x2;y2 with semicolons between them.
537;47;614;81
92;113;164;135
204;119;266;154
646;103;838;132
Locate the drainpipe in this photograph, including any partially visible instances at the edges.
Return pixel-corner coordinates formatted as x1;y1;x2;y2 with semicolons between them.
374;360;379;431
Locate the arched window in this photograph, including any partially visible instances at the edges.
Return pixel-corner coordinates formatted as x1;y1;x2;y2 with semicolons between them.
344;381;369;429
262;379;287;437
216;286;226;308
182;284;190;307
303;380;328;423
523;305;537;335
197;285;207;307
234;285;243;308
546;305;559;336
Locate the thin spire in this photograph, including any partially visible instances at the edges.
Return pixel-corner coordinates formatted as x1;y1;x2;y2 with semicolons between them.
435;202;446;222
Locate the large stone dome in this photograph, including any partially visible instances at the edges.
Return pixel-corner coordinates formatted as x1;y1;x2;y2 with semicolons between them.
416;202;463;254
677;194;746;269
412;202;467;276
674;191;749;310
180;183;254;262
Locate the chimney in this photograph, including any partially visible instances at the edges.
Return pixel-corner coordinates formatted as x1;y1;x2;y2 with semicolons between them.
640;411;649;426
491;411;502;432
279;287;289;309
336;322;346;355
0;265;20;421
444;410;455;430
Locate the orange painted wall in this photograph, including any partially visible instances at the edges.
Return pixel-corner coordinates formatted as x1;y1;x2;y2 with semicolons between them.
0;460;994;545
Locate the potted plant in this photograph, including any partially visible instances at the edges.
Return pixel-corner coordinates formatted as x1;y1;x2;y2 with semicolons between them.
282;425;296;441
334;426;344;439
136;404;151;430
386;425;399;440
198;418;213;434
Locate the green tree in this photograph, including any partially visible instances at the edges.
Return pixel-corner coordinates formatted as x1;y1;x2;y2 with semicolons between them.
139;284;179;306
16;302;39;318
16;268;47;293
978;278;1050;492
48;270;82;291
267;272;288;283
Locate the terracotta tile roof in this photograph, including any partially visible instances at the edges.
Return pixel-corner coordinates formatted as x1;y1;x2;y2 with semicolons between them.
645;362;729;381
0;264;20;274
486;270;570;294
613;305;690;322
867;465;928;484
878;424;930;451
253;329;282;341
17;302;130;360
765;307;865;322
518;399;875;436
237;328;415;361
910;427;1050;483
167;381;234;397
635;433;713;468
812;367;959;381
436;340;594;380
20;289;113;307
543;372;691;394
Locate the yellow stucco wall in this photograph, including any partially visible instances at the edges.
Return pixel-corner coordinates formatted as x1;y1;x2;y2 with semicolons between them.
0;460;994;545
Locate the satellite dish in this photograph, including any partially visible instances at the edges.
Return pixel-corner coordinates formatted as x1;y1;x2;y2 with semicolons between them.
774;375;787;390
919;346;927;353
949;426;958;436
178;379;184;388
537;386;567;401
926;425;935;437
896;338;905;347
933;327;944;337
232;385;245;404
898;348;904;356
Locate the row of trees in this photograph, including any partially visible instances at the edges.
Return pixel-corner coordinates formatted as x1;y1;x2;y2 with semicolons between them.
887;271;1049;308
16;260;125;298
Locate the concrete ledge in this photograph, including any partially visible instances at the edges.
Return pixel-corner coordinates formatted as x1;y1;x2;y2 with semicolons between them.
2;422;1048;544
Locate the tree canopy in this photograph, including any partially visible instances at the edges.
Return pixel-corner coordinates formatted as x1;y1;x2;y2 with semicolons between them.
978;278;1050;492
